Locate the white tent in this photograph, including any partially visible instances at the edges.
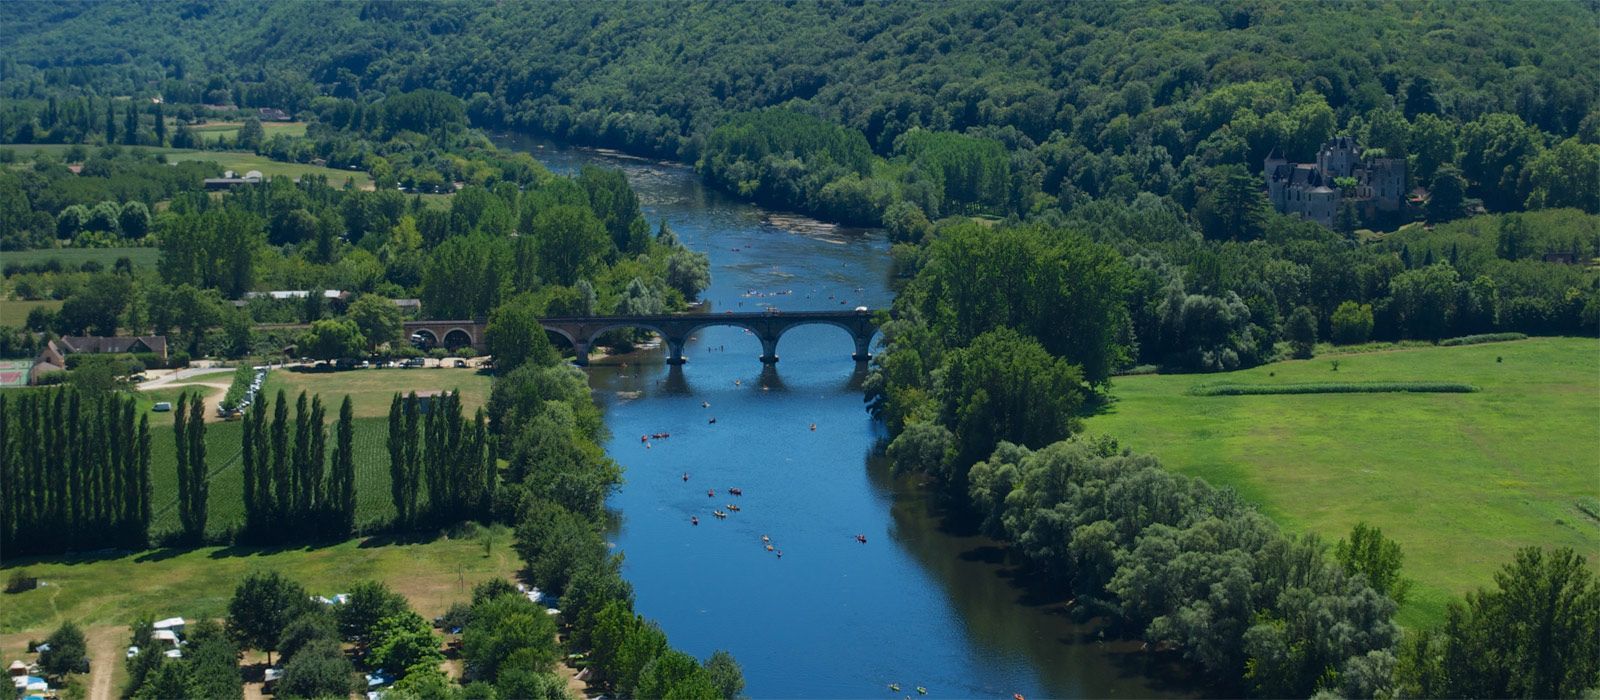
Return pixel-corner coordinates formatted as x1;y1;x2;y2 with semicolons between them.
151;630;180;646
153;617;185;632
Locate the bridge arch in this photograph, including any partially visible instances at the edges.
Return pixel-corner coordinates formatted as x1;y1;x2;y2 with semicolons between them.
411;328;439;348
765;319;879;363
443;328;474;349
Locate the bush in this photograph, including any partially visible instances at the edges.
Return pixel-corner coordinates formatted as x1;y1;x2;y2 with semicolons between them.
1438;332;1528;346
278;638;355;699
1189;382;1479;396
1330;301;1375;345
5;569;37;593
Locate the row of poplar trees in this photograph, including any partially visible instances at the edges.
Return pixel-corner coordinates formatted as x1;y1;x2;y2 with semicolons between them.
239;390;358;542
387;391;495;528
171;393;209;542
0;388;152;555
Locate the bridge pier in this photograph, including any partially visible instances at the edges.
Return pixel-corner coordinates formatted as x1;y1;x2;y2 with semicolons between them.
758;334;780;364
852;334;872;362
665;337;687;365
573;343;590;367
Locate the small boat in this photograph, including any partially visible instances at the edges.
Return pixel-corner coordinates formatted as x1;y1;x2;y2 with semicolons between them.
810;423;816;431
765;544;774;552
729;487;743;496
713;510;727;519
775;550;782;558
1014;694;1025;700
916;688;927;695
682;473;689;481
702;401;710;408
690;516;699;526
707;489;715;497
734;379;741;386
856;534;868;544
640;435;648;443
761;534;770;542
889;684;900;692
727;504;740;512
708;417;717;424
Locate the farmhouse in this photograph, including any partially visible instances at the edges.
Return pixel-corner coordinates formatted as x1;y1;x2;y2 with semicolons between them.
203;170;264;190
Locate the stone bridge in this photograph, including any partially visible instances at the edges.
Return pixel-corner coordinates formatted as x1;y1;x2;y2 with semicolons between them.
541;310;881;365
404;310;881;365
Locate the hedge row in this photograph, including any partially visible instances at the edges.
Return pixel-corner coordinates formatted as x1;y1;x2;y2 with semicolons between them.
1189;382;1480;396
1438;332;1529;346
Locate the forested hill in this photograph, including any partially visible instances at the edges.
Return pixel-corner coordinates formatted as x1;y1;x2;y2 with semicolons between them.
6;0;1596;160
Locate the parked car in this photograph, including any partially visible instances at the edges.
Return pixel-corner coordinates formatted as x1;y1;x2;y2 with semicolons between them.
402;358;426;368
152;402;173;412
451;359;468;368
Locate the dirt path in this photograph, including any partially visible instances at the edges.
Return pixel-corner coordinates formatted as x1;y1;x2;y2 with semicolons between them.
86;625;126;700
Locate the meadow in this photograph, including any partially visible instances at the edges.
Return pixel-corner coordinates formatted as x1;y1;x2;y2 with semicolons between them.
141;367;494;537
0;533;518;636
187;120;308;144
1085;337;1600;626
3;246;161;270
0;143;373;189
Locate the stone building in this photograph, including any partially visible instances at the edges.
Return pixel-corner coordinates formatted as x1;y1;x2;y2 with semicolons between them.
1264;136;1406;227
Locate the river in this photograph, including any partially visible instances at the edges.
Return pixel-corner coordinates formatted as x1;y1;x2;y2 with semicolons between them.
498;134;1191;699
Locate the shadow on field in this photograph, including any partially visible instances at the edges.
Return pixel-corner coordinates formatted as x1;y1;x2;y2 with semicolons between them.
356;531;446;548
207;539;343;559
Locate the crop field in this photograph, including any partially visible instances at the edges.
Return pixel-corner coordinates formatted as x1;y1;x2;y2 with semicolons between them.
261;366;494;418
188;120;308;143
0;299;61;325
1085;337;1600;626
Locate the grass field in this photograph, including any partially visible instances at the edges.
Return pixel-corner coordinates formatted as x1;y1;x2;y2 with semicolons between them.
0;534;519;636
2;246;161;270
140;368;495;536
0;299;61;325
1085;337;1600;626
188;120;308;144
0;143;373;189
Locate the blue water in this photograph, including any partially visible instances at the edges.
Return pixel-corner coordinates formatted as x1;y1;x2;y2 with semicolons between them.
501;134;1190;699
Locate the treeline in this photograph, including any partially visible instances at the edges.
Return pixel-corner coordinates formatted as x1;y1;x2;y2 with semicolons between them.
0;387;152;555
238;390;359;543
385;390;494;529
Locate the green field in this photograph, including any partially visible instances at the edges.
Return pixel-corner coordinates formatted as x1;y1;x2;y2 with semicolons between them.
1086;337;1600;626
0;143;373;189
0;534;518;636
0;299;61;325
3;246;161;270
140;368;494;536
188;120;308;144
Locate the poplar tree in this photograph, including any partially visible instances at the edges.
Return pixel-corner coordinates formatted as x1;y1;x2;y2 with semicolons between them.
387;393;404;527
104;100;116;144
183;395;208;542
331;396;356;536
123;102;138;145
293;391;311;520
174;393;191;537
401;393;421;526
271;389;290;526
241;397;258;534
308;395;326;528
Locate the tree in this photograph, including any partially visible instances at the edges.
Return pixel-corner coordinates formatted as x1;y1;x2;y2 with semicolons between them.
236;118;265;150
1286;305;1317;359
1335;522;1412;605
1521;138;1600;213
180;393;208;542
347;294;404;351
227;571;312;663
39;621;88;677
277;610;339;665
936;327;1085;493
118;201;151;238
1196;164;1267;241
1459;113;1539;212
278;638;354;699
367;611;443;676
486;295;558;373
532;205;609;286
704;650;744;700
330;396;356;536
636;650;716;700
664;248;711;301
1390;264;1462;340
1426;166;1467;224
1329;301;1373;345
338;580;410;641
298;319;366;361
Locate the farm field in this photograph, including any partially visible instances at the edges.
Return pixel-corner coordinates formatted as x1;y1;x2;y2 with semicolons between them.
0;143;373;189
139;367;495;536
1085;337;1600;627
0;533;518;638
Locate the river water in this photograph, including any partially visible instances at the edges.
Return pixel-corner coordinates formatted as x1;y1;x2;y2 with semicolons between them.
500;134;1190;699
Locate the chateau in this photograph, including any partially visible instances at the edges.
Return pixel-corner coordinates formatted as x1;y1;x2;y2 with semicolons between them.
1264;136;1406;228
